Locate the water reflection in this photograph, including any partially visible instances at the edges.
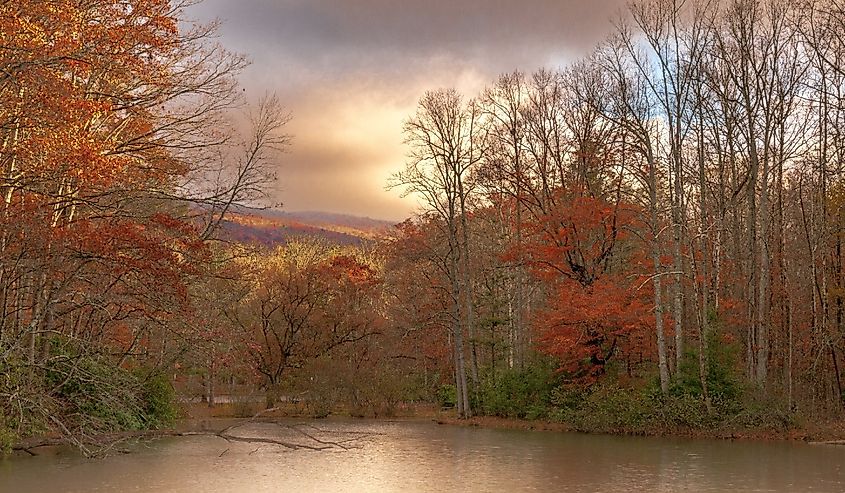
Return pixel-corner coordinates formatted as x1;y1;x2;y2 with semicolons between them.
2;419;844;492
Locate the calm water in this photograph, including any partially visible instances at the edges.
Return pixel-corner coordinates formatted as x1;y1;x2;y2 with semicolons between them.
2;419;845;492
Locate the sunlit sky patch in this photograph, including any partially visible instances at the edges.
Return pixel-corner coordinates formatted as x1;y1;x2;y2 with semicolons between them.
188;0;625;221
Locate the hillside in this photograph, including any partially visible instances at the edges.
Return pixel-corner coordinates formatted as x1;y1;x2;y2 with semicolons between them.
261;210;395;237
218;209;395;247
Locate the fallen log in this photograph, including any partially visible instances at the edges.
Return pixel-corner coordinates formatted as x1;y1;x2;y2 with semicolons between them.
12;420;371;457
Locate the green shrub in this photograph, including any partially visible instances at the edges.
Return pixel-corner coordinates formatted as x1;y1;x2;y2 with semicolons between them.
140;373;178;427
437;384;457;408
0;359;48;454
670;318;741;409
0;420;16;456
551;380;723;433
552;383;649;432
45;351;145;432
479;360;557;419
728;394;797;431
0;338;181;456
43;339;179;434
546;346;797;435
647;392;713;429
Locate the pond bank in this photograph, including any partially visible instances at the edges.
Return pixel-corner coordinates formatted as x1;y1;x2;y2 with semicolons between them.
8;417;845;492
433;415;845;443
11;408;845;458
178;401;845;444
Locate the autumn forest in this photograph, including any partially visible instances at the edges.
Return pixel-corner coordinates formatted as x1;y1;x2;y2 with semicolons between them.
4;0;845;457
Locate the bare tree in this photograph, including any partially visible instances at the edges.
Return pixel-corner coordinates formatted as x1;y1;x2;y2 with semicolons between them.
389;89;485;418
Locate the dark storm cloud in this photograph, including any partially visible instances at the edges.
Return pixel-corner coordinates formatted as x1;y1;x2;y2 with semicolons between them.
188;0;626;220
197;0;624;74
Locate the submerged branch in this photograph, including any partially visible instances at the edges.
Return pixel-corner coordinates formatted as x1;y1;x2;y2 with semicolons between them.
12;420;376;457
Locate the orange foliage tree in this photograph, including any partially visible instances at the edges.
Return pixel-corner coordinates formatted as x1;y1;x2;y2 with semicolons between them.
0;0;282;452
522;192;653;383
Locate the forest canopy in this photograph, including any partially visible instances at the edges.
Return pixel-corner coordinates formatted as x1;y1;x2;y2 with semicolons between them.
3;0;845;455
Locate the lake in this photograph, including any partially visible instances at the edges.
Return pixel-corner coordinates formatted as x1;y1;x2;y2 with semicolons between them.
2;419;845;492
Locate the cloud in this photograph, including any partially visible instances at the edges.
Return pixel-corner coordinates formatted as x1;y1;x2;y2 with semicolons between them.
196;0;625;73
188;0;626;219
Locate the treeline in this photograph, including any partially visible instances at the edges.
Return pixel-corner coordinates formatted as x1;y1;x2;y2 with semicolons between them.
387;0;845;422
0;0;286;455
5;0;845;455
212;0;845;431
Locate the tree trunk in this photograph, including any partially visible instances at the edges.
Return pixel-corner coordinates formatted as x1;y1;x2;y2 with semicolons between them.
755;152;771;386
697;119;712;413
649;149;670;393
448;217;471;418
205;361;215;408
458;179;479;396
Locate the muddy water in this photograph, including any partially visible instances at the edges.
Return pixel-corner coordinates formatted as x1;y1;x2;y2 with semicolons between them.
2;419;845;492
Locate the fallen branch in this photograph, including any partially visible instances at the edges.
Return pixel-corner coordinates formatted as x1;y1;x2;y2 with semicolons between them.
13;420;374;456
180;429;330;450
289;423;381;448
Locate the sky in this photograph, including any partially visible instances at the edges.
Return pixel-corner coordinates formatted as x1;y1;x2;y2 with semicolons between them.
188;0;626;221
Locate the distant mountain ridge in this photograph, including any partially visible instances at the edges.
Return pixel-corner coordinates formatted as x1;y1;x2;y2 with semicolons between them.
218;208;395;247
260;210;394;236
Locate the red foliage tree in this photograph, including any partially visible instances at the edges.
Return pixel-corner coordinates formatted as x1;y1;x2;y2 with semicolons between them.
522;191;653;383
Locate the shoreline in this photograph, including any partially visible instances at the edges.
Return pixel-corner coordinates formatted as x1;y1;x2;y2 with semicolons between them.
431;415;844;443
13;401;845;456
179;401;845;444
